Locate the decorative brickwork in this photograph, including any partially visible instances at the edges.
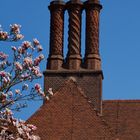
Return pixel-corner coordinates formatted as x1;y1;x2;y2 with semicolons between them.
45;0;103;114
28;80;114;140
66;0;83;70
44;70;103;112
47;1;65;70
84;0;102;70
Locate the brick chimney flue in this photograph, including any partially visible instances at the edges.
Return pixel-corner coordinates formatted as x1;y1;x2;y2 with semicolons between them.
47;1;65;70
66;0;83;70
84;0;102;70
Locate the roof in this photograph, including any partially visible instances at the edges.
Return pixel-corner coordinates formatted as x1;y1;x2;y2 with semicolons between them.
28;79;114;140
103;100;140;140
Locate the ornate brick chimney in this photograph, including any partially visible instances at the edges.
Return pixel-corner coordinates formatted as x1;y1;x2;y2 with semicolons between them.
47;1;65;70
44;0;103;113
84;0;102;70
66;0;83;70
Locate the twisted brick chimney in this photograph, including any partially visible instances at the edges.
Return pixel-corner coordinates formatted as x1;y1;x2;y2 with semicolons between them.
66;0;83;70
45;0;103;112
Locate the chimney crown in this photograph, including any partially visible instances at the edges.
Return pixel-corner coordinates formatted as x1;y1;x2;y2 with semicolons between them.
49;0;65;10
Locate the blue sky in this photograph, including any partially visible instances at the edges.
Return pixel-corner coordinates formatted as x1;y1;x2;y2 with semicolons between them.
0;0;140;119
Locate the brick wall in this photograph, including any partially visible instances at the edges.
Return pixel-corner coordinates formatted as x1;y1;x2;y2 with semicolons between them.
44;70;103;112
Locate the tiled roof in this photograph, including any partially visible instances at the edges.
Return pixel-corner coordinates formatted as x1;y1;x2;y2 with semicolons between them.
103;100;140;140
28;80;114;140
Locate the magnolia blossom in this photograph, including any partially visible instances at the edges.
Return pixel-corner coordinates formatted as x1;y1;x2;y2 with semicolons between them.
0;71;11;85
15;34;24;40
10;24;21;34
0;71;6;77
15;89;21;94
0;24;24;41
0;31;8;40
0;109;40;140
22;41;32;50
33;38;40;46
37;45;43;52
11;46;17;51
23;57;33;67
0;52;8;60
0;24;44;139
34;84;41;92
15;62;23;71
48;88;53;96
32;66;42;77
34;54;44;66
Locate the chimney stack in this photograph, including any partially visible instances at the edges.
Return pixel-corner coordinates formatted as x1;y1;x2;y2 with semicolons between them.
45;0;103;113
84;0;102;70
66;0;83;70
47;1;65;70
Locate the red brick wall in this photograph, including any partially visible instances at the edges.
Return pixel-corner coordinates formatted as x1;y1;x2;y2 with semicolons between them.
44;70;103;112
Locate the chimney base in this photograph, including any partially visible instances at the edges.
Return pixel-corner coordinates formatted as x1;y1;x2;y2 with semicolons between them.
66;55;82;70
85;54;101;70
47;55;63;70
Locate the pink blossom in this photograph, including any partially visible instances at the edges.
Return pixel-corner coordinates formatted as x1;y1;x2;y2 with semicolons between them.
34;57;40;66
15;62;23;71
0;31;8;40
39;54;44;60
0;71;6;77
22;41;32;50
37;45;43;52
0;52;8;60
35;84;41;92
34;54;44;66
3;78;10;85
46;96;50;101
23;57;33;67
18;46;24;54
11;46;17;51
15;89;20;94
10;24;21;34
48;88;53;96
15;34;24;40
32;66;42;77
27;124;37;131
33;38;40;46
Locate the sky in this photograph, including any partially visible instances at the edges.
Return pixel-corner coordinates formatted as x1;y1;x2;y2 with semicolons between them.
0;0;140;120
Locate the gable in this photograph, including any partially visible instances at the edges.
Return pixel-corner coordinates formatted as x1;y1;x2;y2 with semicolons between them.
28;80;113;140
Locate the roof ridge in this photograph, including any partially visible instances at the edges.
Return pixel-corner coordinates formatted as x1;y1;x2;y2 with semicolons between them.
103;99;140;103
60;80;115;137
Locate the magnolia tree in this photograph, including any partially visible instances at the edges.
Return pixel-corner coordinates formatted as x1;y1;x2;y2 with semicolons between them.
0;24;49;140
